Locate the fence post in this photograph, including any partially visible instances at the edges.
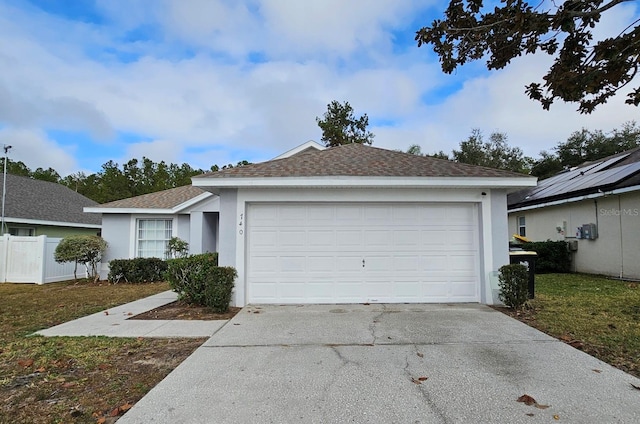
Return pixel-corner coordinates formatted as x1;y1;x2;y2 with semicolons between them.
36;235;47;284
0;234;8;283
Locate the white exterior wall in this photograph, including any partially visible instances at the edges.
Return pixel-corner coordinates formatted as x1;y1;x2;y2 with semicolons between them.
219;187;510;307
508;191;640;279
100;214;132;279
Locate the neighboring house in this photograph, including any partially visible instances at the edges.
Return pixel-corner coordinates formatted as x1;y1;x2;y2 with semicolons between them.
84;185;220;279
508;148;640;280
192;142;535;306
0;174;101;237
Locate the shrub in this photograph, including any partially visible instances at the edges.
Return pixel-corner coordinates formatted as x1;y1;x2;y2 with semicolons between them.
165;253;219;305
54;235;108;281
521;240;571;273
166;237;189;258
498;264;529;309
108;258;168;284
204;267;237;313
165;253;235;312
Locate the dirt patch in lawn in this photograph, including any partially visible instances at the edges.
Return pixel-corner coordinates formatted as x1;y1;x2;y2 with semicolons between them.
130;300;242;321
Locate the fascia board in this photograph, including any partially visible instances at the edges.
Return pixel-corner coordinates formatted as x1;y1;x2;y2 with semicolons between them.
192;176;538;191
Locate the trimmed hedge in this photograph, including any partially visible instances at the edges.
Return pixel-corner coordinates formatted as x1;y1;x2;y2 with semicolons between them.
498;264;529;309
165;252;235;312
521;240;571;273
108;258;168;283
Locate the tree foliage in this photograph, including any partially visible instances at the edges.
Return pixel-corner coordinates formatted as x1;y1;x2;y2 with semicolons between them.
453;129;533;173
316;100;375;147
54;235;108;281
416;0;640;113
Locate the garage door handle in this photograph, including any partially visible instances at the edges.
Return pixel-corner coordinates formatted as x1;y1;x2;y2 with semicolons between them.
362;259;365;268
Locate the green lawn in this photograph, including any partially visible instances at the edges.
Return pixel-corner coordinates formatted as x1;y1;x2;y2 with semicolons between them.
0;280;204;424
525;273;640;378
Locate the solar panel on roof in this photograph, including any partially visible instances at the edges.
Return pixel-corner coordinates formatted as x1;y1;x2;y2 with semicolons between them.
581;153;630;175
585;162;640;188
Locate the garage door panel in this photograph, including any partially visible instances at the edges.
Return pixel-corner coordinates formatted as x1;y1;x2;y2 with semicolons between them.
247;203;479;304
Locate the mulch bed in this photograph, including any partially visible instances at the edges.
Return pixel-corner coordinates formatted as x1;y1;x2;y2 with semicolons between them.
130;301;242;321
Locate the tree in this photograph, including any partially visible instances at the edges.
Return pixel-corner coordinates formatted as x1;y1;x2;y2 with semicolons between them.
32;167;60;183
54;235;108;281
530;150;563;179
316;100;374;147
453;129;533;173
416;1;640;113
555;121;640;167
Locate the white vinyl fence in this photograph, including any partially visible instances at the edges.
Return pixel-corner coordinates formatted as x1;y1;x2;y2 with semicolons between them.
0;235;88;284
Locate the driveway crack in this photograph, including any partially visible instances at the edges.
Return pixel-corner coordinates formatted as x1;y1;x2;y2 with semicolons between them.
369;304;387;345
404;351;450;424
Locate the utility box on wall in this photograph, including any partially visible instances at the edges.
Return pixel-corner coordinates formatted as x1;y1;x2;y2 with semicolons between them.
581;223;598;240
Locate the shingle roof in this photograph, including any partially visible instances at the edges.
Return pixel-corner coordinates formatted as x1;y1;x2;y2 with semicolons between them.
508;147;640;209
95;185;208;209
0;174;101;225
194;143;530;179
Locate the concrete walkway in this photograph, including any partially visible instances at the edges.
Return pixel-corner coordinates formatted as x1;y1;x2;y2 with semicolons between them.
35;290;227;338
119;304;640;424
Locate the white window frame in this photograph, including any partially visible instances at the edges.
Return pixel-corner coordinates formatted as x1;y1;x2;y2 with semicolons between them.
132;217;175;259
517;216;526;237
9;227;35;236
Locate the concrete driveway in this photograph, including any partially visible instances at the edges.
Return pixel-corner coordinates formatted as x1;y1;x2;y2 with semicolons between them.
120;304;640;423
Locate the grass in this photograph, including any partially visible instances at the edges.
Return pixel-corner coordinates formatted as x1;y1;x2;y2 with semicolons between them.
512;273;640;378
0;280;205;424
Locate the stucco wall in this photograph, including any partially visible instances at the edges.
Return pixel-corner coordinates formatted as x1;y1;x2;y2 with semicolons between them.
508;191;640;279
99;214;132;279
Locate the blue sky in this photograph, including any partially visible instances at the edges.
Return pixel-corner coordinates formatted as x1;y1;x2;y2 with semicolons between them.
0;0;639;177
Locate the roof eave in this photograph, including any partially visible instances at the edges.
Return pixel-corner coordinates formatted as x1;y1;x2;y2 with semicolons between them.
84;192;217;215
193;176;537;194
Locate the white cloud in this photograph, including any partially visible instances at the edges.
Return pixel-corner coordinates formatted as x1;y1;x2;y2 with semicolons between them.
0;128;78;175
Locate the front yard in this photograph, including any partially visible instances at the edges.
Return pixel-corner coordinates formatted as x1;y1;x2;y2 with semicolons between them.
504;273;640;378
0;280;205;423
1;274;638;423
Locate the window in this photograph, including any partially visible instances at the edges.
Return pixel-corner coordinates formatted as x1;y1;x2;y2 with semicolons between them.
517;216;526;237
137;219;173;259
9;227;35;236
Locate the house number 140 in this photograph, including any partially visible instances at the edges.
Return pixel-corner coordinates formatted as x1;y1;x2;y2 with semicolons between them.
239;213;243;235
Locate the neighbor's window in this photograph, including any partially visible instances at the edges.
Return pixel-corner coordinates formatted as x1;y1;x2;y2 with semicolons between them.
9;227;35;236
137;219;173;259
517;216;526;237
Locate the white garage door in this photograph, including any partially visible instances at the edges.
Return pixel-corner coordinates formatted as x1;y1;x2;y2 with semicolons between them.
247;203;480;304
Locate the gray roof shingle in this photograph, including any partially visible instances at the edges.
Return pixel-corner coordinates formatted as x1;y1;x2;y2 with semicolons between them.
95;185;207;209
194;143;530;179
0;174;101;225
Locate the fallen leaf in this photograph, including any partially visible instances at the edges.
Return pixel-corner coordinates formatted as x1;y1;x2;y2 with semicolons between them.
411;377;422;385
417;352;424;358
104;311;109;316
126;312;133;316
553;414;560;420
62;382;75;388
57;304;65;308
233;323;241;325
517;394;537;406
97;417;106;424
559;334;572;342
98;364;110;370
120;403;133;412
35;367;46;373
525;413;534;417
109;407;120;417
418;376;428;381
592;369;602;373
18;359;34;368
